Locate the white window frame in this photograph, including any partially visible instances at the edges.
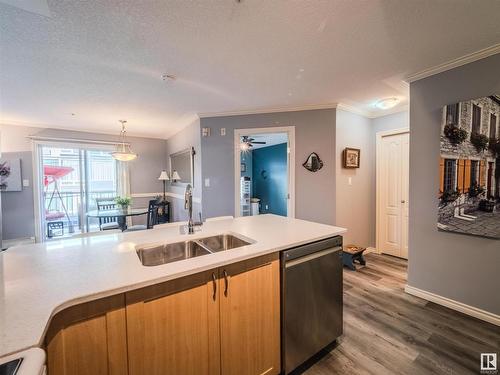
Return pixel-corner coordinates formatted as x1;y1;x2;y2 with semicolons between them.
32;139;119;243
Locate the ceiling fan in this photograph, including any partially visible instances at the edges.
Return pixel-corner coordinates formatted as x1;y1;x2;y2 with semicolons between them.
240;136;266;150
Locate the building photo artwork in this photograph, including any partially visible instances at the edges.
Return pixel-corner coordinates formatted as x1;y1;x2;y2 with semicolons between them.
438;95;500;239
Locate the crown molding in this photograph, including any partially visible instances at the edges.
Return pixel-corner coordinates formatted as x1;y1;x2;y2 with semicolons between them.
0;120;168;140
199;102;408;120
405;43;500;83
337;103;408;119
198;103;338;118
336;103;371;117
369;104;409;119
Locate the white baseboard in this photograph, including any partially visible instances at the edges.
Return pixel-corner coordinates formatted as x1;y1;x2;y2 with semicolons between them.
365;247;377;254
405;285;500;326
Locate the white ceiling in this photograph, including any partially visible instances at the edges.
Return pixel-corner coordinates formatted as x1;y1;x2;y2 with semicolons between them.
1;0;499;139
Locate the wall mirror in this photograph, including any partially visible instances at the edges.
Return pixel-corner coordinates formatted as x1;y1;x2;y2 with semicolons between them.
170;147;195;186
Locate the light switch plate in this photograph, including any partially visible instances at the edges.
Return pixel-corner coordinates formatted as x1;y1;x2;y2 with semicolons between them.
23;179;30;187
204;178;210;187
220;128;226;136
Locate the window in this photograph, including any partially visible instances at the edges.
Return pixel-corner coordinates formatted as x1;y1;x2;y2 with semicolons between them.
470;160;479;187
446;103;459;125
490;113;497;140
471;104;481;135
444;159;456;192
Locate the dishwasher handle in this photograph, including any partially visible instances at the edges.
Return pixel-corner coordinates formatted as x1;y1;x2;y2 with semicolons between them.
285;246;342;268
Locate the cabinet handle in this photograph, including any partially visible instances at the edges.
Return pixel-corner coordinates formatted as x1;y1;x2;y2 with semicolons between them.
212;272;217;301
223;270;229;297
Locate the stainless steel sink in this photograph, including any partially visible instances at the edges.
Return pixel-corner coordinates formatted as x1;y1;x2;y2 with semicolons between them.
136;233;254;266
137;240;211;266
197;234;252;252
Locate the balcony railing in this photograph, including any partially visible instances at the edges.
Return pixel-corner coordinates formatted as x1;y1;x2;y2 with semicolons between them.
44;190;117;230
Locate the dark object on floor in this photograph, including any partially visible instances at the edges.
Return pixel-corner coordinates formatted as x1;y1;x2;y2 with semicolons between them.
342;244;366;271
47;221;64;238
479;199;495;212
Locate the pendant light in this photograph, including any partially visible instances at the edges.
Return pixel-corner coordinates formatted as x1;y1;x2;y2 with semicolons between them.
112;120;137;161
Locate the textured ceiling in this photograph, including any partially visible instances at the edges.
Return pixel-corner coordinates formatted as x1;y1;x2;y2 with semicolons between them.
1;0;499;139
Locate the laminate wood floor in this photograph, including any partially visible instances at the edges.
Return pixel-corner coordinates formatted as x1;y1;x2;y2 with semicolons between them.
300;253;500;375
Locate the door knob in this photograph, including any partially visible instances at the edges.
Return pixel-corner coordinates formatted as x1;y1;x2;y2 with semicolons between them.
401;200;406;203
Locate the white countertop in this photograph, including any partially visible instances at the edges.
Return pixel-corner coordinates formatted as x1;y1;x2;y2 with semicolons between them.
0;214;346;359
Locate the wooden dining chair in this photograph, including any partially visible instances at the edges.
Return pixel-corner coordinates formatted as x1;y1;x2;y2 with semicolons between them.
96;197;120;231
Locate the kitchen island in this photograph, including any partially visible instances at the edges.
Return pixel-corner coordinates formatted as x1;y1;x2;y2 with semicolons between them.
0;214;346;374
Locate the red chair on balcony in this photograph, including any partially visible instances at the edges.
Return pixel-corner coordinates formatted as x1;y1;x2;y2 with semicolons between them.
44;166;75;237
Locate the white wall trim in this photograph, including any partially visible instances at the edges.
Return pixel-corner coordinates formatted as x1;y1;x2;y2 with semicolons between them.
131;192;201;204
199;103;338;118
338;103;408;118
233;126;295;219
200;102;408;120
405;285;500;327
405;43;500;83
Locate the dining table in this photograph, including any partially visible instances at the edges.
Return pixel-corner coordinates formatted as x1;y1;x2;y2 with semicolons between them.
86;207;149;231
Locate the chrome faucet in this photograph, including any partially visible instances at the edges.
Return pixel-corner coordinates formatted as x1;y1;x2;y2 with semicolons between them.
184;184;202;234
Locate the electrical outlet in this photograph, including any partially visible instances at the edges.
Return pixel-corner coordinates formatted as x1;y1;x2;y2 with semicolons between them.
23;179;30;187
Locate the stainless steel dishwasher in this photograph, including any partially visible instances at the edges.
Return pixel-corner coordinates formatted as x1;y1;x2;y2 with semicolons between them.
281;236;343;374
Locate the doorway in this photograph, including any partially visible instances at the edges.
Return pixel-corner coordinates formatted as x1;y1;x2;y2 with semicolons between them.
376;129;410;259
234;127;295;218
34;143;120;241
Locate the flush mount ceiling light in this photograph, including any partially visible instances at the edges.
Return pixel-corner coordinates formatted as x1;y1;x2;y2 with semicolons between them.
112;120;137;162
375;97;400;110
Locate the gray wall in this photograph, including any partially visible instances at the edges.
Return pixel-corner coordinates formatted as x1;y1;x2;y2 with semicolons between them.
1;151;35;239
200;109;336;224
408;53;500;315
1;126;167;239
164;119;202;221
336;110;375;247
335;110;408;248
34;128;167;196
372;111;409;134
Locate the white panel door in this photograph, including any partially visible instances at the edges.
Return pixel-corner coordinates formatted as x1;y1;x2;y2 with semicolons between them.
401;133;410;259
378;132;409;259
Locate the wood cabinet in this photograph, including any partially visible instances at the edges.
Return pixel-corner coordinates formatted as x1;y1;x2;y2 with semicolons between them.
45;253;280;375
219;253;281;375
125;270;220;375
45;294;128;375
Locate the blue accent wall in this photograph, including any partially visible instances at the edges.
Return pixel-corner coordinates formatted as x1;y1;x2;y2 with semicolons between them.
252;143;287;216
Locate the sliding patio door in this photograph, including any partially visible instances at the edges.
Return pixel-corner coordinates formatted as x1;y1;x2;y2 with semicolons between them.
36;143;119;241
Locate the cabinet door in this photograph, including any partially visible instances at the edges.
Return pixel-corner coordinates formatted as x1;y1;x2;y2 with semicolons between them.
125;270;220;375
45;294;128;375
219;253;280;375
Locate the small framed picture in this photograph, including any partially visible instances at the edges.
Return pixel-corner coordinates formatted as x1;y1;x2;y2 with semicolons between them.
343;148;360;168
241;163;246;172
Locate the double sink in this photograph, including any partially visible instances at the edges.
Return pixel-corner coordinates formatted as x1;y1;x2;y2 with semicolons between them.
136;233;254;266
